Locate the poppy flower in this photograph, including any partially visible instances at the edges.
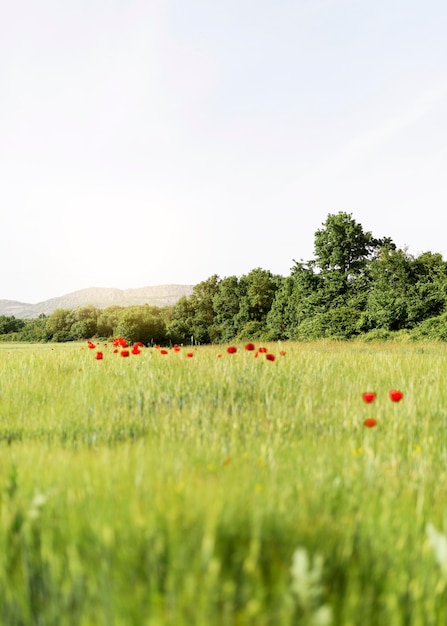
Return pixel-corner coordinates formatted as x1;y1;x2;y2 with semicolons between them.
87;341;95;349
362;392;376;403
279;350;286;356
95;351;103;360
121;350;130;357
363;418;378;428
119;338;128;348
258;347;268;353
131;346;141;355
389;389;404;402
245;343;255;351
160;349;168;355
174;346;181;352
186;352;194;358
113;349;118;354
265;353;275;361
227;346;237;354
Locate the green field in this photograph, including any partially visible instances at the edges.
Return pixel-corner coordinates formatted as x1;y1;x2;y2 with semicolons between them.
1;340;447;625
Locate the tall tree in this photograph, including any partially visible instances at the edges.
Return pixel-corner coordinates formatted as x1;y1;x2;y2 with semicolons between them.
213;276;243;342
314;212;392;277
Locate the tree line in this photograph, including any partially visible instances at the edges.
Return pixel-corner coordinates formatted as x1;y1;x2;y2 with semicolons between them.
3;212;447;344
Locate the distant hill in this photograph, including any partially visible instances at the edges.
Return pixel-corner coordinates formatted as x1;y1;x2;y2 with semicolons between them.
0;285;194;319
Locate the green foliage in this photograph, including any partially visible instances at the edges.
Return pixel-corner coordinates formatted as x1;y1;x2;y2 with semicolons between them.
115;305;167;345
167;296;196;344
212;275;243;342
0;316;25;334
96;306;124;338
313;211;391;275
4;211;447;345
364;249;447;331
409;312;447;341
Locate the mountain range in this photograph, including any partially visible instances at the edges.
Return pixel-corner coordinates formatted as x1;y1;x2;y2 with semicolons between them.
0;285;194;319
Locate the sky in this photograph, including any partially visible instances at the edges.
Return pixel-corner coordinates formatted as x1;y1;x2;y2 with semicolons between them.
1;0;447;303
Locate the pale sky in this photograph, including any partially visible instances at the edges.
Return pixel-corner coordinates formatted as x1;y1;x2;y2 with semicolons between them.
1;0;446;303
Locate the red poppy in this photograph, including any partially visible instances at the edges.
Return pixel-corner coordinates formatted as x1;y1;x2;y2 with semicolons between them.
362;392;376;403
265;353;275;361
258;347;268;353
95;351;103;360
119;338;128;348
160;349;168;355
121;350;130;357
245;343;255;351
186;352;194;358
174;346;181;352
363;418;378;428
389;389;404;402
131;346;141;355
279;350;286;356
134;341;143;347
87;341;95;349
113;349;118;354
227;346;237;354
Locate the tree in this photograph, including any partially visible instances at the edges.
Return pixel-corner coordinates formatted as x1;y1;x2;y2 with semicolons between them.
212;276;244;342
0;316;25;335
244;268;280;322
314;212;392;277
45;309;72;341
167;297;195;344
115;306;167;345
67;306;98;339
187;275;221;343
363;249;447;331
97;306;124;337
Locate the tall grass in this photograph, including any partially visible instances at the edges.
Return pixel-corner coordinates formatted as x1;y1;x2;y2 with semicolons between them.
0;340;447;624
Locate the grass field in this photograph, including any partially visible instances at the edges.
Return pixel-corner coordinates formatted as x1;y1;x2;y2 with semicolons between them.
1;339;447;625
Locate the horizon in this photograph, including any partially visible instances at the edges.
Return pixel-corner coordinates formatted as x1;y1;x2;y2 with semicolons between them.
1;0;446;303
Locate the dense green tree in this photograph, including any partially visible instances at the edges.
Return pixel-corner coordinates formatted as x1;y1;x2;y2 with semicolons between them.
187;275;221;343
97;306;124;337
67;306;98;339
0;316;25;335
212;276;244;342
45;309;72;341
19;315;50;342
314;212;392;276
243;268;280;322
363;249;447;331
167;296;195;344
115;305;167;345
266;276;296;340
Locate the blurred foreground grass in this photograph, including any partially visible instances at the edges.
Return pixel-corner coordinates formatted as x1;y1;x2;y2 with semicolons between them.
0;340;447;625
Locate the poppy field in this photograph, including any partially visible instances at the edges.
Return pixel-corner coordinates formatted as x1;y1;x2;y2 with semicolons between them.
1;339;447;625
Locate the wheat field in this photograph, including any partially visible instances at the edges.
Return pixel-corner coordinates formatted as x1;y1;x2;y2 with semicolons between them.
0;340;446;625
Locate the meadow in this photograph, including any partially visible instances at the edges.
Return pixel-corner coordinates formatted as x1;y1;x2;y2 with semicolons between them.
1;339;447;625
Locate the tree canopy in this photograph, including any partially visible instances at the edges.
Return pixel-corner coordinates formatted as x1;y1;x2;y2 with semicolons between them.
2;212;447;344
